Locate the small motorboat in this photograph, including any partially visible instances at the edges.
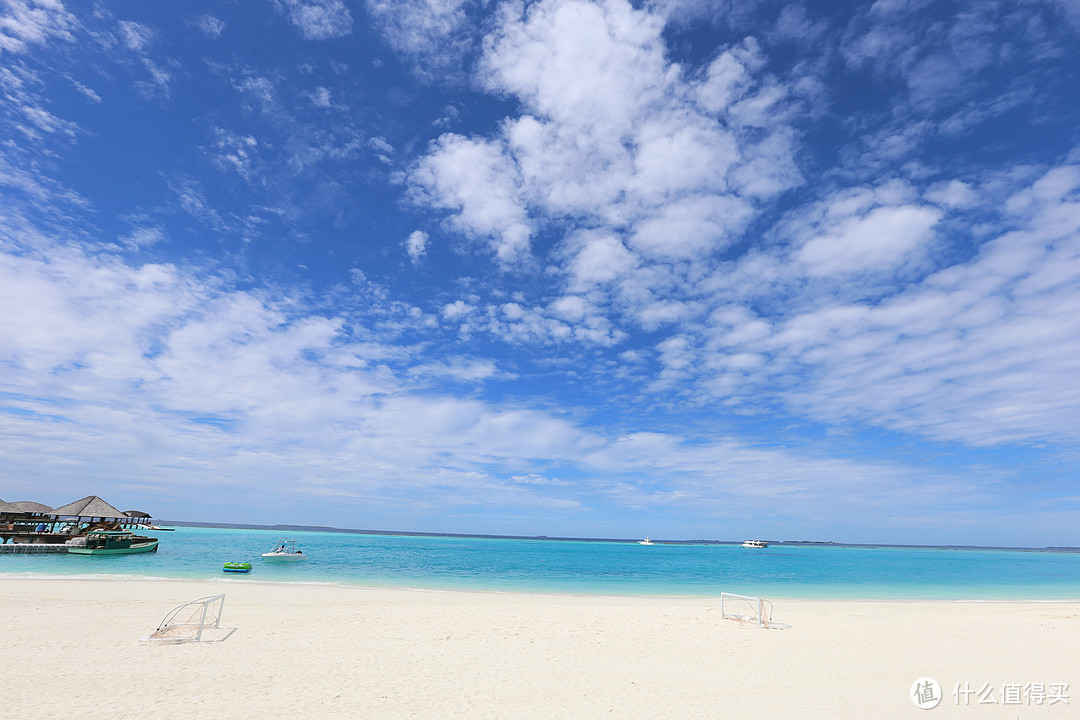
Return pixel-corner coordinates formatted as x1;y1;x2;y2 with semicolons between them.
742;540;768;548
261;538;306;561
223;562;252;573
638;536;654;545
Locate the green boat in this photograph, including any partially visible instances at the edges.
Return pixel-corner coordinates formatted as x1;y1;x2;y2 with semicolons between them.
67;529;159;555
223;561;252;573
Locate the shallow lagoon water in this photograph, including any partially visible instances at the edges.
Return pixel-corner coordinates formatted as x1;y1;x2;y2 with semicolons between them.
3;526;1079;599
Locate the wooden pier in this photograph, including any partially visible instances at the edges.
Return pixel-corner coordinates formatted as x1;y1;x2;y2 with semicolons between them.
0;543;70;553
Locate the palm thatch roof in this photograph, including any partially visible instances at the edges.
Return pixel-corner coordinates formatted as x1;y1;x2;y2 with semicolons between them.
0;499;25;515
12;501;53;514
124;510;151;518
49;495;127;519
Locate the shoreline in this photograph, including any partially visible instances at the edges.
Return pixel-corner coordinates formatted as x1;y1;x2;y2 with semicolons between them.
3;569;1080;602
2;577;1077;719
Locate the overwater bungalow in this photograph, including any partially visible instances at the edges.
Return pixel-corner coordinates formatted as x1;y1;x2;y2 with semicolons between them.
11;501;53;517
0;495;157;548
123;510;152;528
0;499;24;522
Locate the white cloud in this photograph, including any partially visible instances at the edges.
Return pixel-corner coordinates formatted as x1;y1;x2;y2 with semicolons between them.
276;0;352;40
405;230;428;264
209;127;260;180
696;162;1080;446
67;76;101;103
565;230;637;288
411;0;807;335
695;37;766;114
118;19;154;52
365;0;475;78
626;111;740;204
441;299;473;321
925;179;979;209
233;74;278;114
797;204;942;276
120;226;166;250
369;136;394;155
0;233;596;513
368;136;394;164
17;104;78;139
550;295;588;321
307;85;332;107
839;0;1076;145
407;356;500;382
628;194;752;260
479;0;670;135
411;133;531;263
196;14;225;38
0;219;1058;534
769;4;829;47
110;19;174;100
0;0;77;54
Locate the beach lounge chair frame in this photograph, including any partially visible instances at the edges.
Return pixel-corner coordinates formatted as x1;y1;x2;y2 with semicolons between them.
146;593;228;643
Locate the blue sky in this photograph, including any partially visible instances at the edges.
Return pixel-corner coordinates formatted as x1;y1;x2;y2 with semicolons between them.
2;0;1079;545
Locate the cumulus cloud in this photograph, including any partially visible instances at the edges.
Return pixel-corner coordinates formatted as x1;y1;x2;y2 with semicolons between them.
565;230;637;288
411;133;531;264
696;162;1080;446
412;0;806;328
405;229;429;264
441;299;473;320
797;204;942;276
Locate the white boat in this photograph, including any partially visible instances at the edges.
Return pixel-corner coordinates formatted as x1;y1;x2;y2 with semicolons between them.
638;536;654;545
742;540;768;548
262;538;307;561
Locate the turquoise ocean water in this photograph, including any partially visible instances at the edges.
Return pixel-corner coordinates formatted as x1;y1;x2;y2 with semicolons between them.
3;526;1079;600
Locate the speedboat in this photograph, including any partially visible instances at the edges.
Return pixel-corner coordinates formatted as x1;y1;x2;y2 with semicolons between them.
742;540;768;548
261;538;306;561
638;536;654;545
67;529;159;555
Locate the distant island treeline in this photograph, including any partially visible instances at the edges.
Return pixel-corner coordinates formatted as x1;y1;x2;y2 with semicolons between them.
156;520;1079;552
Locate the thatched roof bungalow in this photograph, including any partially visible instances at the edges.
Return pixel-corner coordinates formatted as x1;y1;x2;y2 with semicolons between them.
0;499;25;517
50;495;128;521
11;501;53;516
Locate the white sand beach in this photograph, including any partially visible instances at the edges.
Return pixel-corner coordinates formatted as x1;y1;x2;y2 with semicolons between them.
1;578;1076;719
